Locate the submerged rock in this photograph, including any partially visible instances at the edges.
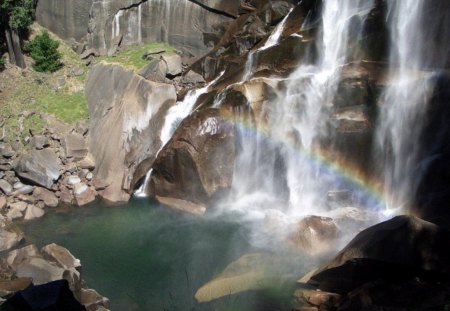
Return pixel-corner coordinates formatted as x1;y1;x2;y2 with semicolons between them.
195;253;276;303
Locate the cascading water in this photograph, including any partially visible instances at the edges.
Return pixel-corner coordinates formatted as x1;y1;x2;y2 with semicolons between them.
375;0;436;212
242;9;293;82
227;0;375;218
134;72;225;197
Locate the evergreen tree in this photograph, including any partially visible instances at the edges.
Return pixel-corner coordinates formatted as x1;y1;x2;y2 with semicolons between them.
25;31;62;72
0;0;35;68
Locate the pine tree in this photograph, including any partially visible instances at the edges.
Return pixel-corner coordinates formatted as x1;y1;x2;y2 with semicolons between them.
25;31;62;72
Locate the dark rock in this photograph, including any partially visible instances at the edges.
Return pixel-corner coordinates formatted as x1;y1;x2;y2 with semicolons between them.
150;108;235;213
2;279;85;311
0;277;33;297
308;216;450;294
14;149;62;189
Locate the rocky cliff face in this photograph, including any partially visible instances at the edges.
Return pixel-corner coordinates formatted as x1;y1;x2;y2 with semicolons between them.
36;0;239;57
85;62;176;202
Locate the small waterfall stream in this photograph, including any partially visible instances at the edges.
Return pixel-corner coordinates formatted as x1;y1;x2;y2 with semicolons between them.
242;9;293;82
134;72;225;197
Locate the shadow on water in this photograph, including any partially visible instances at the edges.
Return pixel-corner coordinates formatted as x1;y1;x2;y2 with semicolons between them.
18;198;312;311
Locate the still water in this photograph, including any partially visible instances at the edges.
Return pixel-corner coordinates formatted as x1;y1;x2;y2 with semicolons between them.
19;198;310;311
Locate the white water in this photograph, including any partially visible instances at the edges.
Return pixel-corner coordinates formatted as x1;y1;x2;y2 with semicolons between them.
112;10;124;39
134;71;225;197
227;0;374;218
375;0;434;211
242;9;293;82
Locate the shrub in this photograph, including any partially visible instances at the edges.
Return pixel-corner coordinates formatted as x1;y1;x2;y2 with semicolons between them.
25;31;62;72
0;56;4;69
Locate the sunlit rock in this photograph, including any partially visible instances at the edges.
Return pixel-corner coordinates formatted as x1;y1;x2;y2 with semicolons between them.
86;62;176;202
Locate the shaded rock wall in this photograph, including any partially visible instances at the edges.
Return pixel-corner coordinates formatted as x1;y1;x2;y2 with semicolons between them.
36;0;237;57
86;62;176;202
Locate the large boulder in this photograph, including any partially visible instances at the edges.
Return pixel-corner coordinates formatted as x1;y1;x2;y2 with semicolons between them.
13;149;62;189
150;107;235;213
62;133;88;161
307;216;450;294
86;63;177;202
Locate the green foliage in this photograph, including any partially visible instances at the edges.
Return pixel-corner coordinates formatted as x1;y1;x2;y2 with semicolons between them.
0;56;4;68
25;31;62;72
98;42;175;71
0;0;34;31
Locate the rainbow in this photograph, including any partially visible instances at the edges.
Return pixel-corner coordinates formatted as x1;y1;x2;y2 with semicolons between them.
220;110;393;212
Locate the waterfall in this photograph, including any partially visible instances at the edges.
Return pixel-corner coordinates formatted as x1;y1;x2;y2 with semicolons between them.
134;72;225;197
375;0;446;212
228;0;374;217
112;10;124;39
242;9;293;82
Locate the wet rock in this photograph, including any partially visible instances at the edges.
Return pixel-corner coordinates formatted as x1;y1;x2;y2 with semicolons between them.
33;187;59;207
150;108;235;212
77;288;111;311
294;288;342;309
289;216;339;255
14;149;61;189
308;216;450;294
63;133;88;161
31;135;50;150
24;205;45;220
195;253;276;303
0;180;13;195
0;216;25;252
